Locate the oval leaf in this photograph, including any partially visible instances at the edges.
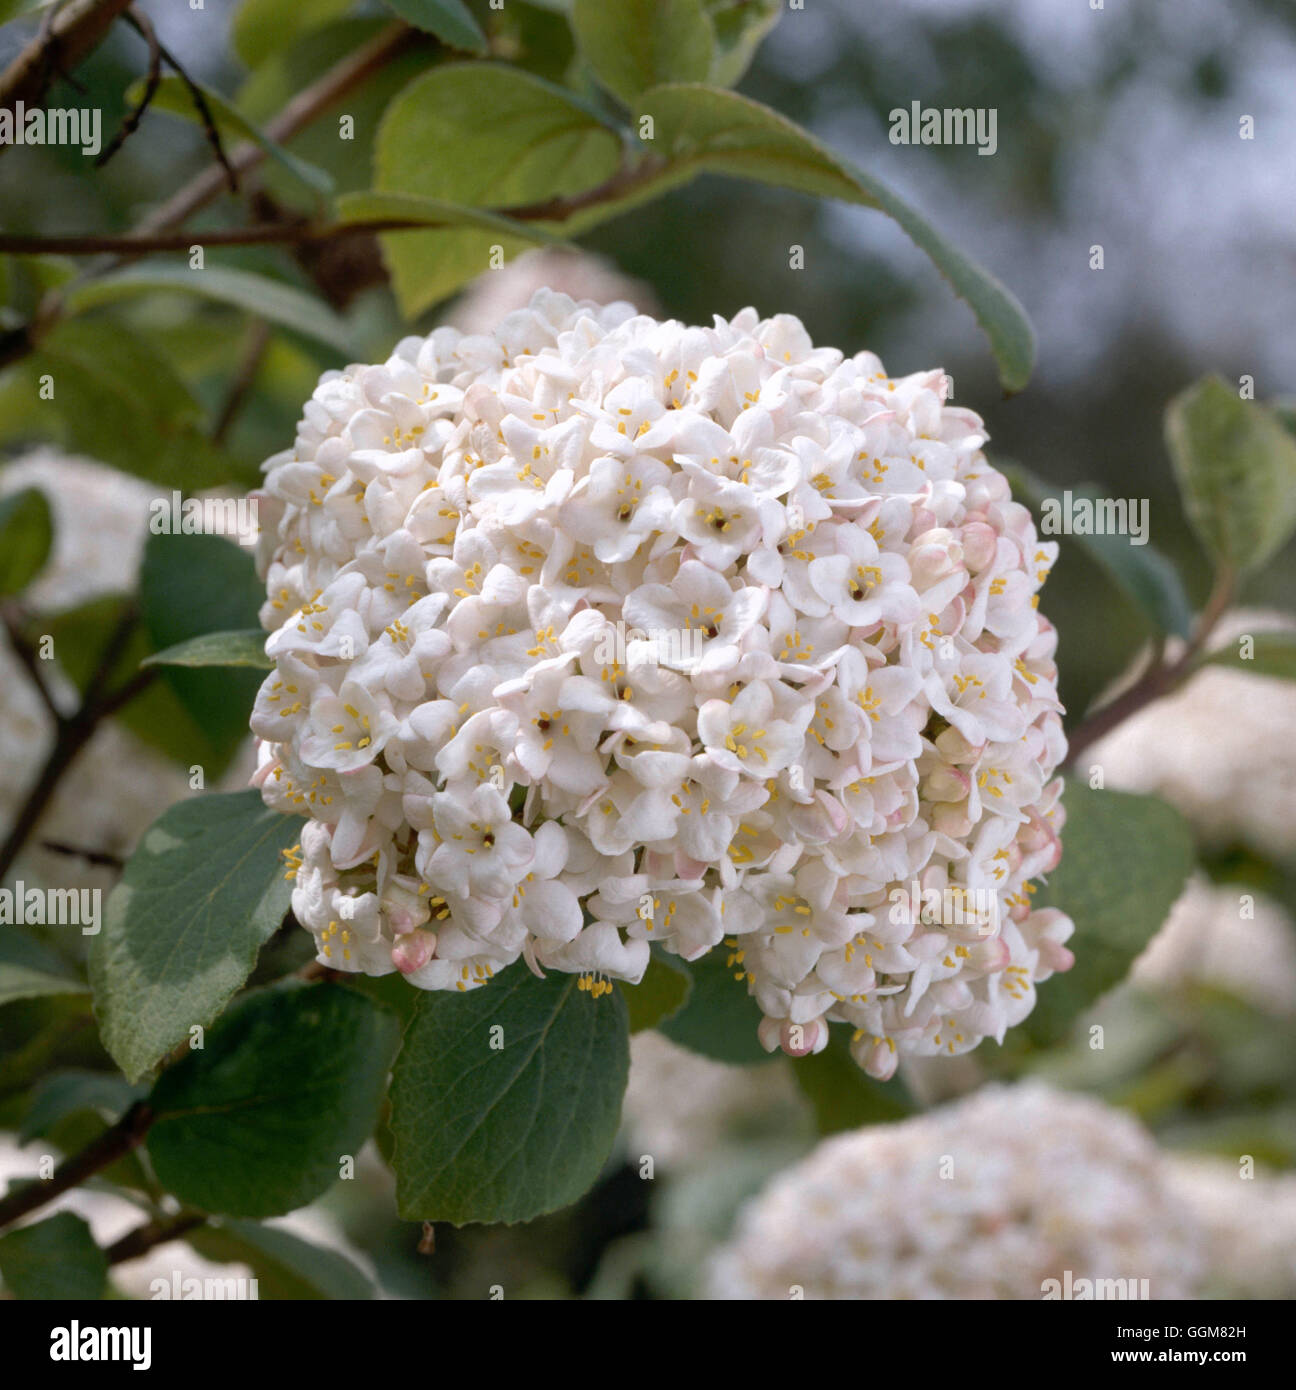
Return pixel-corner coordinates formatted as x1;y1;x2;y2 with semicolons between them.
142;629;273;671
621;949;692;1033
147;984;400;1218
383;0;487;54
0;931;88;1008
1165;375;1296;577
390;965;629;1224
0;1212;106;1300
634;84;1035;392
89;790;303;1083
573;0;715;106
1202;631;1296;682
1025;783;1195;1046
659;948;769;1065
187;1217;376;1299
374;63;621;315
0;487;53;596
66;265;353;355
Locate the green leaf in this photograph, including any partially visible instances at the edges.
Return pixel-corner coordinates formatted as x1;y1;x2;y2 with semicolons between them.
134;74;334;198
139;531;267;772
142;629;272;671
20;1070;143;1143
1009;468;1193;640
383;0;487;54
65;265;353;355
231;0;354;69
0;1212;106;1300
659;948;768;1064
1202;631;1296;682
621;949;692;1032
634;84;1035;392
1165;375;1296;577
374;63;622;315
703;0;781;86
0;931;88;1008
188;1217;375;1299
390;964;629;1224
336;189;566;245
792;1027;912;1134
0;319;238;489
89;790;301;1083
573;0;714;106
1026;784;1195;1046
234;19;431;202
146;984;400;1217
0;488;52;596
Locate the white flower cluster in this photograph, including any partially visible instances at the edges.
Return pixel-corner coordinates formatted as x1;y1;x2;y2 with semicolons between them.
707;1082;1205;1300
252;291;1074;1076
1165;1155;1296;1298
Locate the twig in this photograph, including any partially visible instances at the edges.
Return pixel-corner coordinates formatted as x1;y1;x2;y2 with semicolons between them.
38;839;124;870
94;3;162;169
1;600;64;721
140;16;239;196
105;1209;206;1266
134;20;419;238
0;606;156;882
1063;568;1235;769
0;1101;154;1232
211;319;272;446
0;0;131;120
0;21;422;372
0;155;670;257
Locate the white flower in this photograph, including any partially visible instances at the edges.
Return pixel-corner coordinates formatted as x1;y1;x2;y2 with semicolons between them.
707;1082;1205;1299
254;293;1073;1061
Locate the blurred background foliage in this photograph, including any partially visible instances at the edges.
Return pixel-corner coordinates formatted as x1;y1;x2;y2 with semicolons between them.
1;0;1295;1299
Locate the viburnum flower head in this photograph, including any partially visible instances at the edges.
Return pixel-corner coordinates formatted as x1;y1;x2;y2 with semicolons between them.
707;1082;1204;1299
251;290;1074;1077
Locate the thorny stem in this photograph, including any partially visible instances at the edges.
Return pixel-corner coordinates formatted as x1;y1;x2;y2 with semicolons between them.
0;1101;155;1233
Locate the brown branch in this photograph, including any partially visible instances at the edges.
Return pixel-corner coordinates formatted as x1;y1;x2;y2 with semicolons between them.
1063;568;1236;769
1;600;63;721
105;1209;206;1266
0;605;155;882
133;20;419;239
0;0;132;120
0;20;422;374
0;1101;154;1233
38;839;124;870
94;3;162;169
211;319;272;446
